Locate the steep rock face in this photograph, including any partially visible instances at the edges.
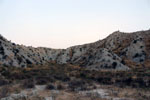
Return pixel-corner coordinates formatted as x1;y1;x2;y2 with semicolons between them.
0;30;150;70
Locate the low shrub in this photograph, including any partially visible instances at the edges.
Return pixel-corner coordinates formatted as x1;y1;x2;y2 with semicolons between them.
46;84;55;90
57;84;64;90
22;79;35;89
0;79;9;86
0;86;10;98
36;78;49;85
68;80;87;91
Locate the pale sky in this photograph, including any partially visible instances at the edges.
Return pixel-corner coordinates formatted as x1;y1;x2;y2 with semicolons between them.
0;0;150;48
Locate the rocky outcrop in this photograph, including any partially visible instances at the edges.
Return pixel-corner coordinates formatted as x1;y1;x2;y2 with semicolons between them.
0;29;150;70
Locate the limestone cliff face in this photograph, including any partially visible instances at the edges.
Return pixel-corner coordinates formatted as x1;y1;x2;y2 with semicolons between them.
0;30;150;70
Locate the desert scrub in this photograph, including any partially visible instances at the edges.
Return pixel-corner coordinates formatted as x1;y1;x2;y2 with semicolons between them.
22;79;35;89
0;85;10;98
0;78;9;86
46;84;55;90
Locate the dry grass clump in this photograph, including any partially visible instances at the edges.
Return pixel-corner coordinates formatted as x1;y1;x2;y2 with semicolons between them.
22;79;35;89
101;85;150;100
46;84;55;90
0;85;10;98
0;78;9;86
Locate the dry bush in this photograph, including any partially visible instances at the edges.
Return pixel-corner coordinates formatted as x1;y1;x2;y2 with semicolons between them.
46;84;55;90
68;79;88;91
0;85;10;98
0;79;9;86
22;79;35;89
57;84;65;90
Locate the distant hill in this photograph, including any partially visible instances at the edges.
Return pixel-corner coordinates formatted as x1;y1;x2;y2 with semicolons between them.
0;29;150;70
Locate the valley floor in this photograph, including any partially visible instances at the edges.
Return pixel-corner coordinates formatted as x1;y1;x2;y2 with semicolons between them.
0;62;150;100
0;84;150;100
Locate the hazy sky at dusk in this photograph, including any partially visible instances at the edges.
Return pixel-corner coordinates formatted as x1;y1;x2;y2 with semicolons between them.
0;0;150;48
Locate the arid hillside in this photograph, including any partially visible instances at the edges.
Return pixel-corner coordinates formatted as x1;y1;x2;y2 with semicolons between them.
0;30;150;70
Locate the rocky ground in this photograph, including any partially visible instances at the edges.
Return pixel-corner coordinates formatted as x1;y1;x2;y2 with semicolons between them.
1;84;150;100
